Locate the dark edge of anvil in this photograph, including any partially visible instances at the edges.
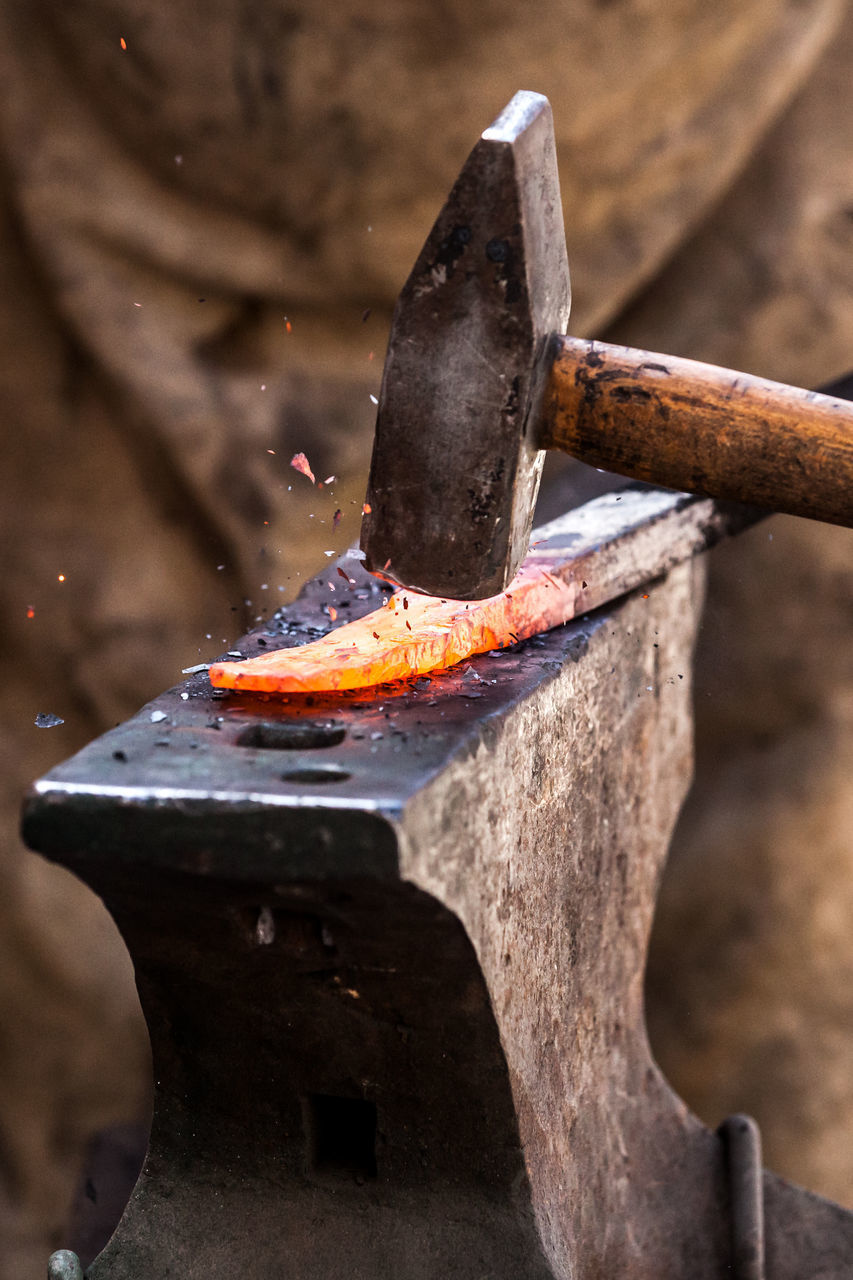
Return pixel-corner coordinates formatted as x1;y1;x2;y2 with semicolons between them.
21;487;758;885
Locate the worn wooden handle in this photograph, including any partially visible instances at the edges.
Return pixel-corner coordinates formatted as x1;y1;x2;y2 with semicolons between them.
538;336;853;526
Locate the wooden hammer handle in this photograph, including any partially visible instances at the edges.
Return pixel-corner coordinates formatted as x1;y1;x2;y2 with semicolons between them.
539;336;853;526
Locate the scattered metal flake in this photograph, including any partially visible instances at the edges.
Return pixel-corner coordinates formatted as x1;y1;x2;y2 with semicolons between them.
34;712;64;728
290;452;315;484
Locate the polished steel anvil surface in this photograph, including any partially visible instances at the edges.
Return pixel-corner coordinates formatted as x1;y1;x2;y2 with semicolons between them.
24;487;853;1279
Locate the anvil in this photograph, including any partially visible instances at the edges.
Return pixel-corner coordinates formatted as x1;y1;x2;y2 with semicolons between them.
24;480;853;1279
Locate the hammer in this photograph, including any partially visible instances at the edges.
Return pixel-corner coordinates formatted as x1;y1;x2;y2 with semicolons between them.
360;91;853;599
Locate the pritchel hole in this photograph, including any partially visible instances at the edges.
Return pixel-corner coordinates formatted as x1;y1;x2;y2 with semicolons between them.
280;766;351;784
303;1094;377;1181
236;721;346;750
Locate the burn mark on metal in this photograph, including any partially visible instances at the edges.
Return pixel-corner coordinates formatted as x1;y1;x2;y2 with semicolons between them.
429;223;471;281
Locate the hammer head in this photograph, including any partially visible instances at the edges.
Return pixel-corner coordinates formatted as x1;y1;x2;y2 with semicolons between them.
360;91;571;599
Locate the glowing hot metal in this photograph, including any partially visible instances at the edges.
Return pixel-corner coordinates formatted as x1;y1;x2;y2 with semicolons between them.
210;564;575;695
209;487;755;696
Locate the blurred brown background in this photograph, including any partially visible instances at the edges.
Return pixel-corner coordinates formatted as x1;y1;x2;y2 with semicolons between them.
1;0;852;1274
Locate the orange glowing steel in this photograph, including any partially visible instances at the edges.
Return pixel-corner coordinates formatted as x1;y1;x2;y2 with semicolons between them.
209;554;583;695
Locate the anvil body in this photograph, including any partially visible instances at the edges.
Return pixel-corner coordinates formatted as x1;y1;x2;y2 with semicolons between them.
23;487;853;1278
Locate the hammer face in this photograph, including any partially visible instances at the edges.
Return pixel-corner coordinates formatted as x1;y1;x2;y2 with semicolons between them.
361;91;571;599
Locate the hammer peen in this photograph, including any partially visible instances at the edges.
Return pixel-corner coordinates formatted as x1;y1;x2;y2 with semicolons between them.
361;90;853;600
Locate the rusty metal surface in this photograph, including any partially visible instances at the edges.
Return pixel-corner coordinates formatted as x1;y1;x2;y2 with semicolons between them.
361;90;570;599
23;490;853;1278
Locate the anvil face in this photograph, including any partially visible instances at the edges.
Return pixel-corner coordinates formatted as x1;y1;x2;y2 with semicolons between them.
24;489;853;1279
24;486;754;878
23;559;597;880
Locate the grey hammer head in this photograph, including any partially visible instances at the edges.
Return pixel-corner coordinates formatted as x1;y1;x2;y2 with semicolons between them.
360;91;571;599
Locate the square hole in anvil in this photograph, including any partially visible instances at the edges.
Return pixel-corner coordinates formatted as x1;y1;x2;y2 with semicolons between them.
303;1093;378;1181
